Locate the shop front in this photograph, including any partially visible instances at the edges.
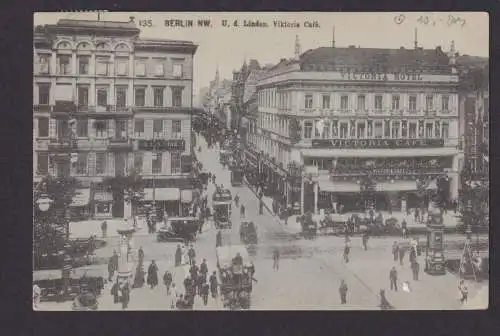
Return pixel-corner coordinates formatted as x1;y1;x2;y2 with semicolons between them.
70;188;91;220
93;190;113;219
142;187;181;218
244;148;260;186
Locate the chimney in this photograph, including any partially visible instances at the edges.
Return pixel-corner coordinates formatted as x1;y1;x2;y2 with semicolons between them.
414;28;418;49
332;26;336;48
294;35;301;61
449;40;457;74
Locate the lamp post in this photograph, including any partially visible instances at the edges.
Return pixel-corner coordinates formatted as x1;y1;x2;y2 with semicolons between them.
116;219;136;288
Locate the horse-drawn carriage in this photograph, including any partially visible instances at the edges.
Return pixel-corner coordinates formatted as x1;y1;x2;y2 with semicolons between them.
157;217;201;242
240;221;258;245
216;245;254;310
213;188;232;229
319;214;349;235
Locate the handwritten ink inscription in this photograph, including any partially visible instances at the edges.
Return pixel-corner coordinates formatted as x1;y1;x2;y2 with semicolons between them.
393;13;466;28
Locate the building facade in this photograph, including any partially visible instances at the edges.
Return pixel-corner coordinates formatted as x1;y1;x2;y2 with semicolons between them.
251;40;463;214
33;19;198;219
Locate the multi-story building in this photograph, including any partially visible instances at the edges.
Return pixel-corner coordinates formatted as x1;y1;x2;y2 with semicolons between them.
251;37;464;214
33;19;198;219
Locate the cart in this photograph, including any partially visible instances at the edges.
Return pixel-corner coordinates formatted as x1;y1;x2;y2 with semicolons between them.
157;217;200;243
319;214;348;235
240;221;258;245
213;189;232;229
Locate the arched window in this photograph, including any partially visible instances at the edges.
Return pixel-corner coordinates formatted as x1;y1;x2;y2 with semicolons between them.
115;43;130;52
76;42;92;51
56;41;72;50
96;42;110;51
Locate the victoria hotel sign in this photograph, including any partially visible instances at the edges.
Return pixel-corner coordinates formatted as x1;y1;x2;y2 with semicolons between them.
340;69;424;81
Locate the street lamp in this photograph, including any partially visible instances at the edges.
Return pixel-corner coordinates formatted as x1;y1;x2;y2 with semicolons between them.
36;194;53;212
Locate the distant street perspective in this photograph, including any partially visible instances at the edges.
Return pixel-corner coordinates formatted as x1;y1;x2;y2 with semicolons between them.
33;13;489;311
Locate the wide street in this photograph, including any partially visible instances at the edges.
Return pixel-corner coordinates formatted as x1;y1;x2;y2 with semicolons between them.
38;134;487;311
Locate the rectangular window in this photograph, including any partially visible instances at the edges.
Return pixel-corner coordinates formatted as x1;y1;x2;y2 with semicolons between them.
134;119;144;137
154;62;164;76
409;96;417;112
384;120;391;138
154;87;164;107
94;121;108;138
77;120;88;137
171;152;181;174
152;152;162;174
38;84;50;105
97;88;108;107
392;121;400;138
418;120;424;137
153;119;163;138
350;120;356;138
56;119;69;139
322;95;330;109
331;120;338;137
171;87;183;107
172;120;182;138
409;122;417;139
401;121;408;138
425;122;433;138
78;86;89;107
441;96;449;112
322;121;330;139
375;95;383;110
374;121;383;138
339;122;348;139
367;120;373;138
115;120;127;139
38;54;50;74
305;94;313;109
173;63;183;78
96;57;110;76
303;121;313;139
134;152;143;173
392;95;400;110
57;55;71;75
135;60;146;76
78;56;90;75
357;95;366;110
116;86;127;108
340;95;349;110
38;117;49;137
435;121;441;138
356;122;365;138
96;152;107;175
135;87;146;107
116;58;128;76
37;153;49;175
426;95;433;110
76;153;88;175
442;122;449;138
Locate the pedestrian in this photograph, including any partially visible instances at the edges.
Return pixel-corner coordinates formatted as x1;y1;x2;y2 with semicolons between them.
259;200;264;215
240;204;246;218
101;220;108;238
411;261;420;281
138;246;144;265
175;244;182;267
339;280;348;304
209;271;218;298
398;245;405;266
392;241;399;262
111;280;120;303
362;233;369;251
188;245;196;266
163;270;173;294
409;246;417;265
121;283;130;310
379;289;393;310
389;266;398;291
189;263;199;281
234;194;240;208
272;248;280;271
343;240;351;263
147;260;159;289
459;280;468;304
216;230;222;247
170;283;178;309
200;258;208;277
107;255;116;282
201;282;210;306
197;271;205;295
33;283;41;310
133;262;145;288
401;219;407;238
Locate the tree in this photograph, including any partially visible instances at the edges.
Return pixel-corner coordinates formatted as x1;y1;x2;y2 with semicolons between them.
103;168;145;223
33;176;78;270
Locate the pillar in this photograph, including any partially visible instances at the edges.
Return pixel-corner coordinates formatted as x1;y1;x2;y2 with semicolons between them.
314;182;319;214
300;176;305;215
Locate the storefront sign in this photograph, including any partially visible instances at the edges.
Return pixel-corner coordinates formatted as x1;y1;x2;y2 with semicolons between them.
312;138;444;149
138;139;185;151
341;70;423;81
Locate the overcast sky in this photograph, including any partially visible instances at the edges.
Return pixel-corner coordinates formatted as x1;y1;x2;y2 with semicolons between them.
34;12;488;97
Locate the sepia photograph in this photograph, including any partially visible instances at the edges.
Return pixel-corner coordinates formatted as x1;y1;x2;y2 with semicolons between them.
32;11;489;311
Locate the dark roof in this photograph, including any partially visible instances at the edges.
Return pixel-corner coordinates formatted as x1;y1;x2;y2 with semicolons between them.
299;47;452;73
56;19;138;30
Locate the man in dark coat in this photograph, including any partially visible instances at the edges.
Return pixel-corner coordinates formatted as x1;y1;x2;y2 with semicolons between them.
147;260;159;289
163;270;173;294
339;280;348;304
175;244;182;267
392;242;399;261
200;259;208;277
409;247;417;265
240;204;246;218
401;219;408;238
133;263;145;288
188;245;196;266
209;271;218;298
111;281;120;303
411;261;420;281
379;289;393;310
201;282;210;305
389;266;398;291
216;231;222;248
189;263;199;281
138;246;145;266
107;256;116;282
398;246;405;266
121;283;130;310
259;200;264;215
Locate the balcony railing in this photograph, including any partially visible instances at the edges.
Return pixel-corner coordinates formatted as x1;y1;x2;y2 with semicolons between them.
424;110;437;117
132;106;192;114
331;167;445;177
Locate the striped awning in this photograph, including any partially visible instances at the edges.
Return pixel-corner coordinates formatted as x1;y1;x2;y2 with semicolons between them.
143;188;180;201
70;189;90;207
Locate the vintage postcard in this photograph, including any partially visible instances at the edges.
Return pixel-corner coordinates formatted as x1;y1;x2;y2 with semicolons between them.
33;11;489;311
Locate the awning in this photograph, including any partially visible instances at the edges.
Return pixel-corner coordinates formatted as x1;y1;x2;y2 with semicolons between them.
302;147;458;158
318;179;360;192
94;191;113;202
375;181;417;192
143;188;180;201
71;189;90;207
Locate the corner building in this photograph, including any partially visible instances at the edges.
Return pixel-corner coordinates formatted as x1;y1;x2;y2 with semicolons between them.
252;45;463;214
33;19;198;219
